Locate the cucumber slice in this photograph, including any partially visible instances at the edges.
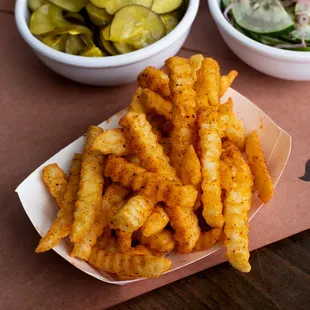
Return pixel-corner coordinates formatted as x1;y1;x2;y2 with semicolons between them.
64;12;86;25
295;3;310;17
28;0;49;12
65;35;85;54
232;0;294;34
160;12;180;33
86;3;113;27
29;4;69;36
80;45;104;57
290;25;310;43
113;42;135;54
48;0;88;13
110;5;166;49
151;0;183;14
99;27;118;55
41;34;68;51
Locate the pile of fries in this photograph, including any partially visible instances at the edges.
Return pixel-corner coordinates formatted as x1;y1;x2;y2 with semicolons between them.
36;55;274;279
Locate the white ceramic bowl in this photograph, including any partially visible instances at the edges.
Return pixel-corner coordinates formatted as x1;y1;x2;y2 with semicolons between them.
15;0;199;85
208;0;310;81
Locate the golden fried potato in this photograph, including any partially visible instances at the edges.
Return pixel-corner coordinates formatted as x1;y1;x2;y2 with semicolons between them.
70;126;105;242
167;204;200;253
140;229;175;253
226;116;246;151
36;154;82;253
199;108;224;229
220;70;238;97
120;112;178;181
137;66;171;98
129;87;146;114
246;130;274;203
189;54;204;82
196;58;221;109
104;156;198;208
42;164;68;208
116;230;132;253
165;56;197;174
129;245;153;256
140;204;169;237
161;137;171;157
193;228;222;251
110;195;156;232
180;145;202;186
92;128;133;156
219;160;232;191
218;98;233;137
88;250;172;278
221;141;253;273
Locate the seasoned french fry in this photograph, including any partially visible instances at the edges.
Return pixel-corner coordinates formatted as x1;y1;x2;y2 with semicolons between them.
196;58;221;109
218;98;233;138
126;155;141;166
104;156;198;209
42;164;68;208
70;126;105;242
36;154;82;253
88;250;172;278
110;195;156;232
220;70;238;97
93;227;113;251
221;141;253;273
120;112;178;181
140;229;175;253
165;56;197;174
140;204;169;237
92;128;133;156
166;204;200;253
220;160;232;191
137;66;171;98
199;108;224;229
161;137;171;157
226;115;246;151
116;230;132;253
193;228;222;251
189;54;204;82
246;131;274;203
180;145;202;186
129;245;153;256
129;87;146;114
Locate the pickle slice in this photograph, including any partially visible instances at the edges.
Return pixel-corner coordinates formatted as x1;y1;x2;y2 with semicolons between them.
41;34;68;51
40;24;93;38
29;4;69;36
64;12;86;25
151;0;183;14
110;5;165;49
80;46;104;57
48;0;88;13
105;0;152;15
65;35;85;54
160;11;180;33
102;24;111;40
86;3;113;27
28;0;49;12
89;0;109;9
113;42;135;54
99;27;118;55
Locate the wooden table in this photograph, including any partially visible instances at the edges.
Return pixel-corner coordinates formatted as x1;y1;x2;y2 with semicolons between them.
0;1;309;309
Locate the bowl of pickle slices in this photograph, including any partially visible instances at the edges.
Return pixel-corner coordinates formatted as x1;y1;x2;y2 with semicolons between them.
15;0;199;85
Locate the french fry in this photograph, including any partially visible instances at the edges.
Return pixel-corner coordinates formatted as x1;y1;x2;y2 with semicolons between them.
137;66;171;98
218;98;233;138
246;131;274;203
140;229;175;253
193;228;222;251
88;250;172;278
110;195;156;232
36;154;82;253
220;160;232;191
104;156;198;208
119;112;178;181
70;126;105;242
129;245;153;256
199;108;224;229
129;87;146;114
189;54;204;82
196;58;221;109
220;70;238;97
221;141;253;273
92;128;133;156
116;230;132;253
180;145;202;186
166;204;200;253
42;164;68;208
140;204;169;237
165;56;197;174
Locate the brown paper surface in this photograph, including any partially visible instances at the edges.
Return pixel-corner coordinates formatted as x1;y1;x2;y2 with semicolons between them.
1;2;310;308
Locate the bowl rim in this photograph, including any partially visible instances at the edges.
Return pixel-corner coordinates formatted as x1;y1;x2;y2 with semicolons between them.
208;0;310;62
15;0;199;68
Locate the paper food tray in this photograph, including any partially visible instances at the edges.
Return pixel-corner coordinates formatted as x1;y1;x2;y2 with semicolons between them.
16;88;291;285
